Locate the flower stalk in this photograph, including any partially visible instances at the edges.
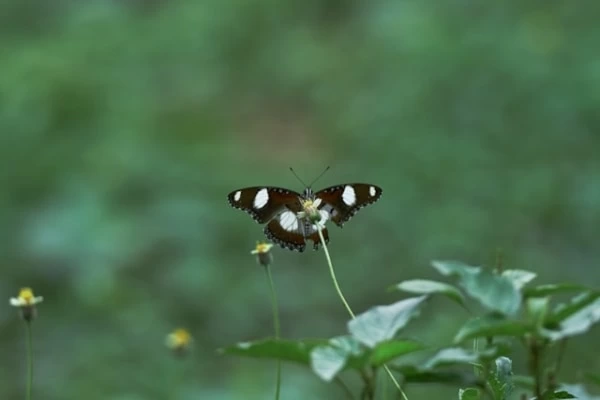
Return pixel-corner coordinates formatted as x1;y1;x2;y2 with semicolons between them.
316;228;409;400
252;242;281;400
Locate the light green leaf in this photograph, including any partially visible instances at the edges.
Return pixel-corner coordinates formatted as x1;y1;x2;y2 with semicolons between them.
219;338;327;365
431;260;479;276
527;297;549;328
454;315;532;343
348;296;428;347
559;383;600;399
459;388;481;400
421;347;502;370
460;268;522;316
542;297;600;340
432;260;522;316
502;269;537;289
310;336;363;381
309;337;425;381
392;279;465;306
550;291;600;323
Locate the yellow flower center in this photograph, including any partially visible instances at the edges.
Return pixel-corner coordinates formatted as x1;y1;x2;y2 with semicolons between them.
168;328;192;349
254;242;273;254
18;288;35;304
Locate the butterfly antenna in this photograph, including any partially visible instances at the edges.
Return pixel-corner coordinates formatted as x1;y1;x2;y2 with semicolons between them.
308;166;330;187
289;167;308;187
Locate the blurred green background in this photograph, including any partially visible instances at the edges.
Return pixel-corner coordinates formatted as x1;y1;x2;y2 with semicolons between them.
1;1;599;399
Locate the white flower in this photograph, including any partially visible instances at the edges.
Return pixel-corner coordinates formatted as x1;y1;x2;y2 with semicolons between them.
10;288;43;307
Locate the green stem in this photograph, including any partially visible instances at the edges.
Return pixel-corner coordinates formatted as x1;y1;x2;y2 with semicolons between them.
25;320;33;400
265;265;281;400
317;228;409;400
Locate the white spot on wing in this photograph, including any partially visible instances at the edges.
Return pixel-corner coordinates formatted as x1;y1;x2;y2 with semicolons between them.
342;185;356;206
369;186;376;197
233;191;241;202
279;211;299;232
253;188;269;209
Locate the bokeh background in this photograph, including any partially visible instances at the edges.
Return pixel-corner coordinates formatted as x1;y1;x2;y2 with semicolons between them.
1;1;599;399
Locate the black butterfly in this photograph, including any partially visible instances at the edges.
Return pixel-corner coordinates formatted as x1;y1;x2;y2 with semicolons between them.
227;183;382;251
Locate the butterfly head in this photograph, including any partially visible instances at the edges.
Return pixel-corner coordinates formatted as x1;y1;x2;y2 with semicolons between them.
302;187;315;200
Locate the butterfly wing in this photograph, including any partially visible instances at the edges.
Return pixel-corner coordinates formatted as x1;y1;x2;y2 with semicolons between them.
316;184;383;227
264;211;330;252
227;187;303;224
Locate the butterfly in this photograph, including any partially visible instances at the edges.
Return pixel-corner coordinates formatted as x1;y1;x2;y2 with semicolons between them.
227;182;383;252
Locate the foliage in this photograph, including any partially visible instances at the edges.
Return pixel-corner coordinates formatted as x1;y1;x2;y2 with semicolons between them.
223;260;599;399
3;0;600;399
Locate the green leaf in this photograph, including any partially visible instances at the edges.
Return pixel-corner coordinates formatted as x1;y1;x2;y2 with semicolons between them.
369;340;427;366
459;388;481;400
559;384;600;399
527;297;549;328
550;291;600;323
310;336;363;381
502;269;537;289
348;296;428;347
454;315;532;343
308;337;425;381
542;296;600;340
524;283;589;298
422;347;501;370
460;268;522;316
586;372;600;387
548;391;577;399
432;260;522;316
219;338;327;365
432;260;478;276
392;279;465;306
396;366;479;386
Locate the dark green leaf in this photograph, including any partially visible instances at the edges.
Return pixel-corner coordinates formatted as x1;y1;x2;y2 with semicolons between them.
369;340;426;366
559;384;600;399
524;283;590;298
392;279;465;306
586;372;600;387
502;269;537;289
348;296;427;347
219;338;327;365
454;315;532;343
396;365;480;386
459;388;481;400
310;336;363;381
549;391;577;399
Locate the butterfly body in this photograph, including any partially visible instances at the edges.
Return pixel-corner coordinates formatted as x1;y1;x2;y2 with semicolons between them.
228;183;382;252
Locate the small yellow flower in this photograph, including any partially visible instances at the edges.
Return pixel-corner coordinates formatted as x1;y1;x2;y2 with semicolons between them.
251;242;274;267
10;287;43;321
165;328;193;356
